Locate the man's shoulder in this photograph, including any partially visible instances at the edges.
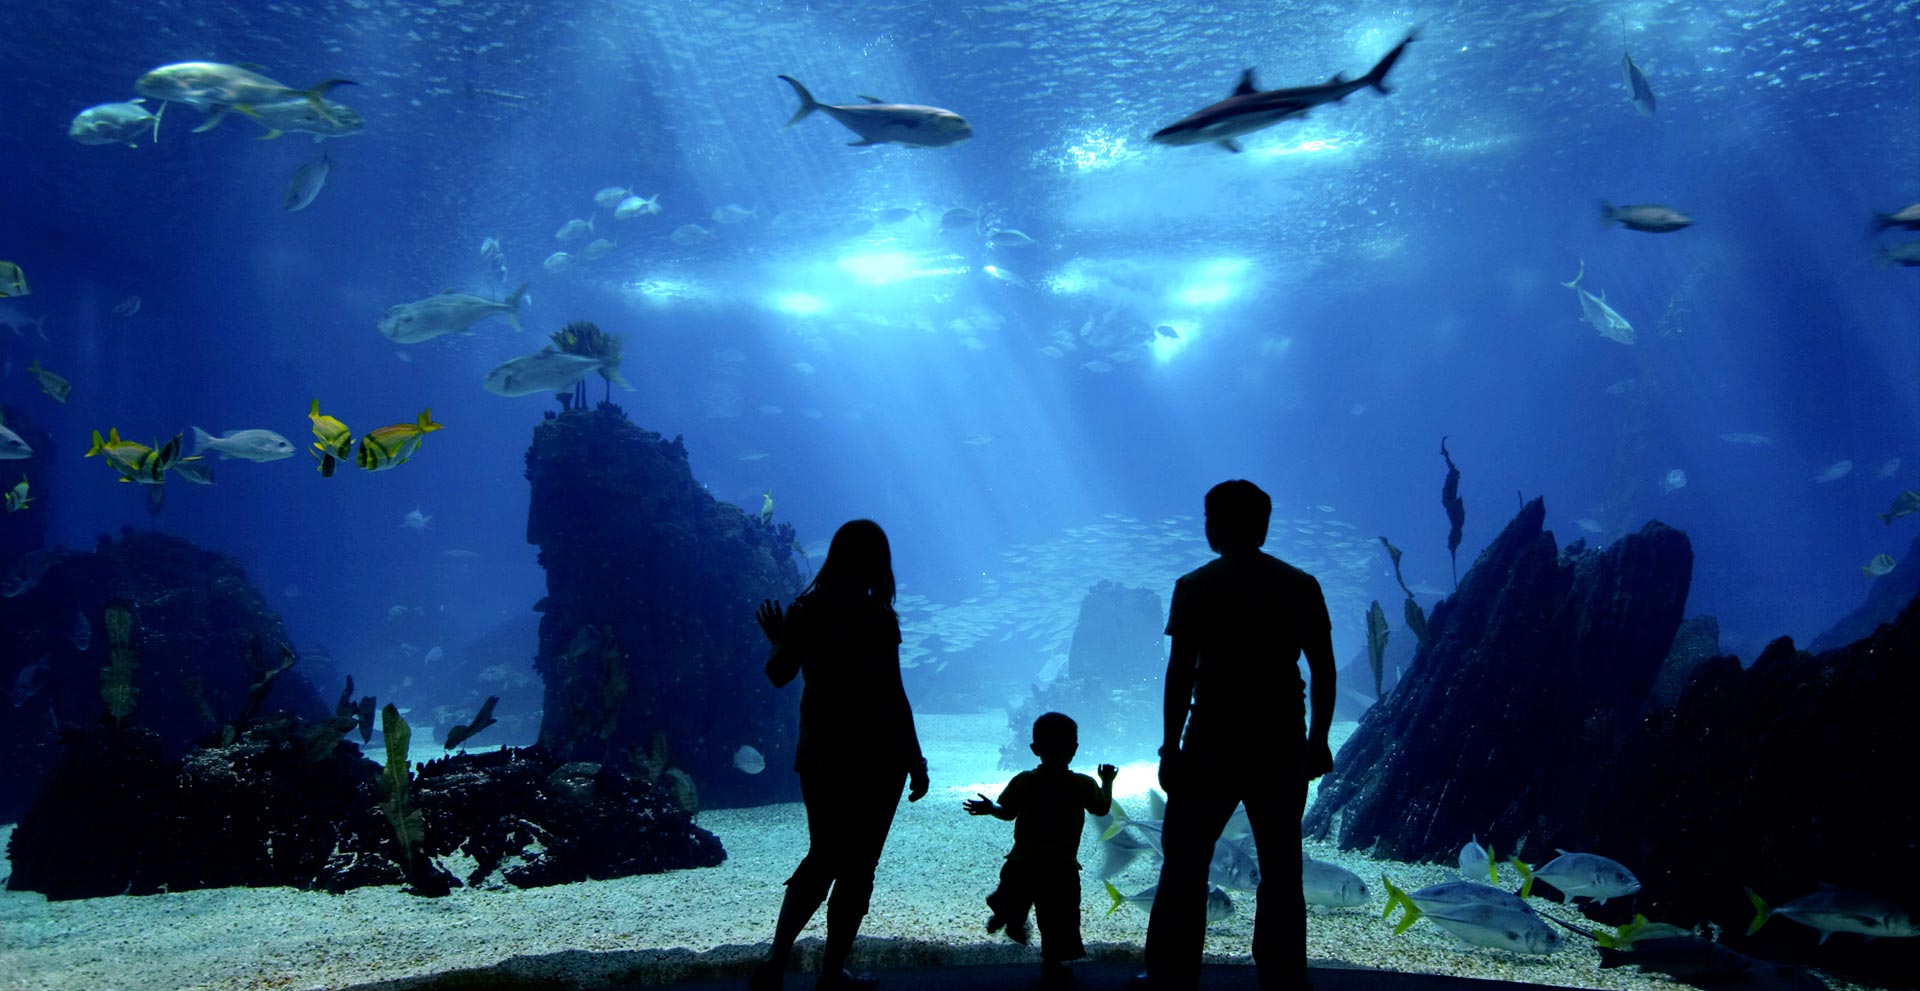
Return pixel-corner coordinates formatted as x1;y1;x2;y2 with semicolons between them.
1181;551;1319;585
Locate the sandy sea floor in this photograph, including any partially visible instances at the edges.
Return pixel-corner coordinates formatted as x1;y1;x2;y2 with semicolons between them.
0;714;1884;991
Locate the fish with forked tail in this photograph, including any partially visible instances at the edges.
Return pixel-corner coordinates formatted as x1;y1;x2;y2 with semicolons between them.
1151;32;1416;153
777;75;972;148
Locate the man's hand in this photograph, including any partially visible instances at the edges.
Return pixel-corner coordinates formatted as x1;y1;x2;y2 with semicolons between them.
963;793;997;816
1157;747;1183;794
1097;763;1118;785
1302;738;1335;781
755;599;784;644
908;763;930;802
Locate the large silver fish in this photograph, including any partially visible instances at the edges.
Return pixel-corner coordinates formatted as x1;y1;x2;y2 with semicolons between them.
1622;51;1657;116
203;94;364;141
1601;202;1693;233
1751;885;1917;944
777;76;972;148
1562;261;1635;345
1385;878;1561;955
1302;855;1370;908
379;284;527;343
1532;850;1641;905
1151;32;1415;153
483;348;630;397
68;99;163;147
135;62;355;133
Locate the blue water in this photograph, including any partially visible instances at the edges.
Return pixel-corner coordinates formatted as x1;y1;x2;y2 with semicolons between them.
1;0;1916;710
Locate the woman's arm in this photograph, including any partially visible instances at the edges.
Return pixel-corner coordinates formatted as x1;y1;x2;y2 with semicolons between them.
760;599;802;687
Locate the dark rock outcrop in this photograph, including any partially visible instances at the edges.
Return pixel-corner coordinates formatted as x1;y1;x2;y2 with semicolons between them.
1303;497;1920;981
1808;530;1920;652
1650;614;1720;708
0;531;328;822
1002;581;1163;769
1604;613;1920;982
525;406;803;808
1304;498;1694;863
7;715;723;900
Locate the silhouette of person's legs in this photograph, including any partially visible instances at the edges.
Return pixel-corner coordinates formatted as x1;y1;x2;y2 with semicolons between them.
1244;767;1309;990
756;773;843;985
1032;865;1085;964
1141;766;1238;991
818;771;905;984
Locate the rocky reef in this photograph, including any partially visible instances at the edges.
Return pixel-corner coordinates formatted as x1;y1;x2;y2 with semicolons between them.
0;530;328;822
525;405;804;808
1305;498;1693;863
7;712;723;900
1304;498;1920;982
1001;580;1164;768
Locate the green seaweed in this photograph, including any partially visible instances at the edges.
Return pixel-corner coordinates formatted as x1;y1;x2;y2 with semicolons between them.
1365;600;1390;698
1402;596;1429;649
99;600;138;727
379;704;426;871
225;636;297;739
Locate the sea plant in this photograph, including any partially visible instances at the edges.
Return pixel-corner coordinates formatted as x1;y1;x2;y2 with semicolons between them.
1440;436;1466;587
442;695;500;750
223;635;297;745
379;703;426;872
1365;600;1390;698
99;600;138;727
549;320;627;404
636;729;700;817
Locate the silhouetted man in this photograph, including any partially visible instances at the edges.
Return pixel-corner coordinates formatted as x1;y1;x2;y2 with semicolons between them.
1135;480;1338;991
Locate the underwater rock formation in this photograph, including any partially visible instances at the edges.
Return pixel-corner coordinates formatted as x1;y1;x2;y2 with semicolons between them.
1807;529;1920;652
525;406;804;808
1305;498;1920;980
1605;605;1920;982
1001;581;1163;768
1304;498;1694;863
6;715;723;900
0;530;327;822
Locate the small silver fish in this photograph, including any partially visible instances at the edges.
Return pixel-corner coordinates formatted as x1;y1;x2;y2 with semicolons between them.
284;152;331;211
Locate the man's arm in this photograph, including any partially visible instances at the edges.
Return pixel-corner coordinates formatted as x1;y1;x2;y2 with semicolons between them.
1304;625;1336;746
1162;637;1199;754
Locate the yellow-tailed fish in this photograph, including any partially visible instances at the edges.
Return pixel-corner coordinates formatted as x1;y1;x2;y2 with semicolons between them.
308;399;353;477
27;360;71;403
4;475;30;512
355;409;443;471
0;261;28;297
88;428;153;476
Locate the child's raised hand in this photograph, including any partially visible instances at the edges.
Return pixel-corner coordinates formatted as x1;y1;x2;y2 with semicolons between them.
963;793;997;816
1097;763;1118;783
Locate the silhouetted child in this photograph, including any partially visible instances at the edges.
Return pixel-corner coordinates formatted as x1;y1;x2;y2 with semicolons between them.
965;711;1117;986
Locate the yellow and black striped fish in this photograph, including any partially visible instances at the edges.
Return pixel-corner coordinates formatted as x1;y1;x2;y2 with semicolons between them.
355;408;443;471
308;398;354;477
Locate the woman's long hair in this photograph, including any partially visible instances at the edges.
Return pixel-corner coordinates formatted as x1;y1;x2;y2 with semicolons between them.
801;518;895;608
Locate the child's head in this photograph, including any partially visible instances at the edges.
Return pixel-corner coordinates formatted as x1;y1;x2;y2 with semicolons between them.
1029;711;1078;764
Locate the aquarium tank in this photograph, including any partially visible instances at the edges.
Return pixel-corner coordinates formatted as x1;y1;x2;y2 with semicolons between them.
0;1;1916;990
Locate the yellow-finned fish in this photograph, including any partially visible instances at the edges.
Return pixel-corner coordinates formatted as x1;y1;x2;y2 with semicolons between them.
0;261;29;297
86;429;188;484
308;399;354;477
27;360;70;403
4;475;30;512
355;409;443;471
134;62;356;133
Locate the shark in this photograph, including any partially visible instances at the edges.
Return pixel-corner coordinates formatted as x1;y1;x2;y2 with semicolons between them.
1562;261;1635;345
1151;32;1416;153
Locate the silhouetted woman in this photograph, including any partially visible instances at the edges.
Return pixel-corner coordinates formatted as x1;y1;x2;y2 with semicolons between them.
750;519;930;991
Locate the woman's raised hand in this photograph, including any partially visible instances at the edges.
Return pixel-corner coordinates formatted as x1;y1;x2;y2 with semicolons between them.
755;599;785;643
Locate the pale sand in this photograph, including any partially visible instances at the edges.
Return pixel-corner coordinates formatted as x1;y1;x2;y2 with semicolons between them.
0;715;1882;990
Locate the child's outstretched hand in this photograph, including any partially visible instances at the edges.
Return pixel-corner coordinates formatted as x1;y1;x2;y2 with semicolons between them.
1097;764;1118;784
963;793;998;816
